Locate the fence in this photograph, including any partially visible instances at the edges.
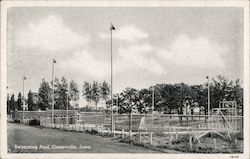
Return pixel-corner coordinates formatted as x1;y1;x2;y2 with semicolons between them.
39;113;243;152
40;114;243;133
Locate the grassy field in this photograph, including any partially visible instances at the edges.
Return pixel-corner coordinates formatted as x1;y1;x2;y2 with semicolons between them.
123;131;244;153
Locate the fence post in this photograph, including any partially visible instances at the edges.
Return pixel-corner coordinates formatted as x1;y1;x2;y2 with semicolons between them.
113;123;116;137
40;117;43;126
129;113;132;139
108;128;111;135
175;132;178;140
81;124;83;132
129;113;132;134
213;138;217;149
227;129;232;140
95;115;97;129
189;135;193;151
169;135;173;145
122;129;124;138
150;132;153;145
139;130;142;142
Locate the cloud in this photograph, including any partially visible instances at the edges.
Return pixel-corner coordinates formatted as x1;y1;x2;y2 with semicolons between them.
60;50;109;79
60;43;164;80
15;15;89;52
116;43;165;74
99;25;148;42
157;35;228;68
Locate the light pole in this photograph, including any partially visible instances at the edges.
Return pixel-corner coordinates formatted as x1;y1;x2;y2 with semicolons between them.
206;76;210;116
52;59;56;125
66;91;69;125
110;23;115;132
152;86;155;114
22;76;27;122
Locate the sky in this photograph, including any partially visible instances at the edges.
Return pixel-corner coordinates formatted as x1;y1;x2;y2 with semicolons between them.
7;7;244;99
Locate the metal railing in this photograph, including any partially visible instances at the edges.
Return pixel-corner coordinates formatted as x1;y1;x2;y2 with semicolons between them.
40;114;243;133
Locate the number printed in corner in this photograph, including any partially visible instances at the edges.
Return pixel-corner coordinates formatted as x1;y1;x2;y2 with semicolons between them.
230;156;239;159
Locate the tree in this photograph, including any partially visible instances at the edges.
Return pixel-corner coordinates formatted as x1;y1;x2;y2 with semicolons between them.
210;75;234;109
138;88;151;113
154;84;172;112
17;92;22;110
153;84;182;113
83;81;92;109
9;94;16;112
7;93;10;113
193;85;207;107
54;77;69;110
118;88;139;114
231;79;243;114
69;80;79;109
27;90;38;111
92;81;101;111
100;81;110;105
38;79;51;110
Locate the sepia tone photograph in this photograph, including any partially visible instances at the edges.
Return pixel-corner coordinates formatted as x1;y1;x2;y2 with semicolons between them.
1;1;249;159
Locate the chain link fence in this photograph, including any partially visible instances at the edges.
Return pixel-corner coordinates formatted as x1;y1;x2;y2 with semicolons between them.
40;113;243;133
39;113;243;152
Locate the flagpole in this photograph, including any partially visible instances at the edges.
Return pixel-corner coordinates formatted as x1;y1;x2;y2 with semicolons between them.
207;76;210;116
116;94;119;115
22;76;25;122
52;61;54;125
110;23;114;132
66;91;69;125
152;86;154;114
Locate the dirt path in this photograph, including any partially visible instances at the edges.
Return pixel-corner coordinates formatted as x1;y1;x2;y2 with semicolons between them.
8;123;162;153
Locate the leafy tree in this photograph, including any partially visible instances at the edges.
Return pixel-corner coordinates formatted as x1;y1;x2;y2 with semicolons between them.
7;94;10;113
54;77;69;110
232;79;243;115
69;80;79;109
153;84;183;113
38;79;51;110
81;75;243;115
193;85;207;107
27;90;39;111
153;84;165;112
100;81;110;105
118;88;139;114
27;90;34;111
9;94;16;112
138;88;151;113
210;75;234;109
83;81;92;108
92;81;101;111
17;92;22;110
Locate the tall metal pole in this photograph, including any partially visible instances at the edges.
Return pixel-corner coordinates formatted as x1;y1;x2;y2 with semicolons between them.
110;24;114;132
52;60;55;125
116;94;119;115
152;86;154;114
22;76;25;122
66;92;69;125
207;76;210;116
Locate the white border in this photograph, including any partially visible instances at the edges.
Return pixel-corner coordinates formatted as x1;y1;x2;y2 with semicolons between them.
1;1;249;159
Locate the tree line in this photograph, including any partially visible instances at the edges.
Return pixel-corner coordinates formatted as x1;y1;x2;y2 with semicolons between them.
7;77;110;112
110;75;243;115
7;75;243;115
